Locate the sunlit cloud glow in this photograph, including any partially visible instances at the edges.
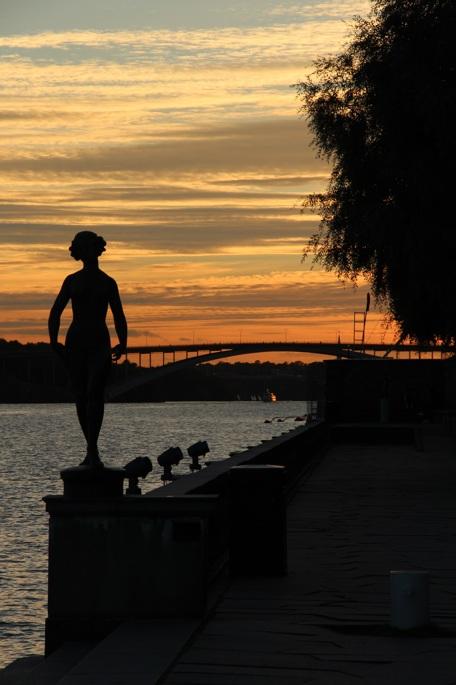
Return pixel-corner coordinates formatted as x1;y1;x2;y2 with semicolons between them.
0;0;387;349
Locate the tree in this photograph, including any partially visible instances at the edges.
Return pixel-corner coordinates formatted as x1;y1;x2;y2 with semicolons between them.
297;0;456;343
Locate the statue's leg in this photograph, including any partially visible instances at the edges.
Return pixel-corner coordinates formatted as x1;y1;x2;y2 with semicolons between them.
76;395;89;443
66;348;89;443
85;349;111;463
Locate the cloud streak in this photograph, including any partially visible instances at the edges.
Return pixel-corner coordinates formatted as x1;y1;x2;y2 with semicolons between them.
0;120;327;175
0;18;364;66
267;1;370;19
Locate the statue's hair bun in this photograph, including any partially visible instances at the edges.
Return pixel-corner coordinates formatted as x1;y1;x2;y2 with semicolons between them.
69;231;106;261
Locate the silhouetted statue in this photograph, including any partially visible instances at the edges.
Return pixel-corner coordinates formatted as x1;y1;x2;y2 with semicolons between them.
48;231;127;468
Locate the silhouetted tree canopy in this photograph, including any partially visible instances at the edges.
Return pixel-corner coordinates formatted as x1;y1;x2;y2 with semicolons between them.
297;0;456;343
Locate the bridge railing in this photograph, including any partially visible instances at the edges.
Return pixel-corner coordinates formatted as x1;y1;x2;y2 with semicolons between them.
123;341;455;369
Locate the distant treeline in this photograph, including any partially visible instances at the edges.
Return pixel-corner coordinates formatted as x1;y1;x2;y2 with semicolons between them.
0;339;323;403
115;359;323;402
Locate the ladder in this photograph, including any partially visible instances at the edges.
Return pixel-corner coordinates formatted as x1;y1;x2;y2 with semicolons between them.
353;310;367;346
353;293;370;347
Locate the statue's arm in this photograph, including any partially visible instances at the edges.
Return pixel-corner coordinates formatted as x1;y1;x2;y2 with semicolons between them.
48;277;71;349
109;280;128;359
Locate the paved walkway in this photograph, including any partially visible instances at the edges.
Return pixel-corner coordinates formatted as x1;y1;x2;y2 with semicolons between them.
163;431;456;684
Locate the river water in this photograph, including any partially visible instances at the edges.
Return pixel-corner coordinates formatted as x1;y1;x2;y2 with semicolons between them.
0;400;309;667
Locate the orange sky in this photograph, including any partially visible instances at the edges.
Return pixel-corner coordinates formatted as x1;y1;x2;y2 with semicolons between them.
0;1;396;358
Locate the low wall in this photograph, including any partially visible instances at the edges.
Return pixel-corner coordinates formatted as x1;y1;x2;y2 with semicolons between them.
148;421;328;580
44;421;328;654
148;420;327;499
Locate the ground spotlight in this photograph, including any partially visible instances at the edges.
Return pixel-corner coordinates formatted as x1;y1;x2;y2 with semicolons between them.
123;456;152;495
157;446;183;482
187;440;210;471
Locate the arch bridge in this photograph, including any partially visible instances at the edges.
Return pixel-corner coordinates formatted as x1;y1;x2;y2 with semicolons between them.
107;340;453;399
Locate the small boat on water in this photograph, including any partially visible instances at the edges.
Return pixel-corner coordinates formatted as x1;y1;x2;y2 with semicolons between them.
262;388;277;402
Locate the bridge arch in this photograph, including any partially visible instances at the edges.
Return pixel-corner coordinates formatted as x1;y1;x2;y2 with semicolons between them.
107;343;377;399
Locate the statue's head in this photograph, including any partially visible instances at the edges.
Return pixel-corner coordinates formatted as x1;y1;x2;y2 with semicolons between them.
69;231;106;261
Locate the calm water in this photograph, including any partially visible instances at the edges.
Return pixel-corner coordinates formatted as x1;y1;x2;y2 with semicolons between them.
0;400;308;667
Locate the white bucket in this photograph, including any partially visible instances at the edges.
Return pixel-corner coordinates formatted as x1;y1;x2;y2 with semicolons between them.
390;570;430;630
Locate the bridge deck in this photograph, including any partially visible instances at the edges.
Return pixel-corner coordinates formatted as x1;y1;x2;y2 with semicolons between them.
163;429;456;684
126;341;452;354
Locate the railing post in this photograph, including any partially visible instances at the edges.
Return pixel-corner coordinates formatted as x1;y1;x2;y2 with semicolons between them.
229;465;286;576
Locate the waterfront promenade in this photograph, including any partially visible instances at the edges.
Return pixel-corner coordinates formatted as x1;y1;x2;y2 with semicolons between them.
162;428;456;684
3;426;456;684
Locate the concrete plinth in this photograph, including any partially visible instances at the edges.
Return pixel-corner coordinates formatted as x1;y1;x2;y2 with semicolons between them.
43;494;218;654
229;464;287;576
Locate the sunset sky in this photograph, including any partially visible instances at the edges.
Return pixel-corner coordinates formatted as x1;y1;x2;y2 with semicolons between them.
0;0;393;357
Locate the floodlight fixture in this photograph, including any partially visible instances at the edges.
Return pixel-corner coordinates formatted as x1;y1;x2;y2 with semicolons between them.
157;446;183;482
187;440;210;471
123;456;152;495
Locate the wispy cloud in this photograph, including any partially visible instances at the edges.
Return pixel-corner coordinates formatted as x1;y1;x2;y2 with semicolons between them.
0;119;326;175
267;1;370;19
0;19;363;65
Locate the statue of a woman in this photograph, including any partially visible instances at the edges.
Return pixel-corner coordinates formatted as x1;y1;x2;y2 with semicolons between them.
48;231;128;468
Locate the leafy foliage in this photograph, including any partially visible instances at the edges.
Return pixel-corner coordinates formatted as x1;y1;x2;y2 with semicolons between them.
297;0;456;342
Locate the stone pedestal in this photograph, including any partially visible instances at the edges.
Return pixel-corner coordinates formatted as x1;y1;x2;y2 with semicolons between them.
44;491;218;654
229;465;287;576
60;465;125;498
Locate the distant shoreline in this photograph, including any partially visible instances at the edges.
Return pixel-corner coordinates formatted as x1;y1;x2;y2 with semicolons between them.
0;341;322;403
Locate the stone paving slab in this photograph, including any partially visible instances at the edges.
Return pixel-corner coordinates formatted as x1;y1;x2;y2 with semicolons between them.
0;644;93;685
57;619;198;685
163;432;456;684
